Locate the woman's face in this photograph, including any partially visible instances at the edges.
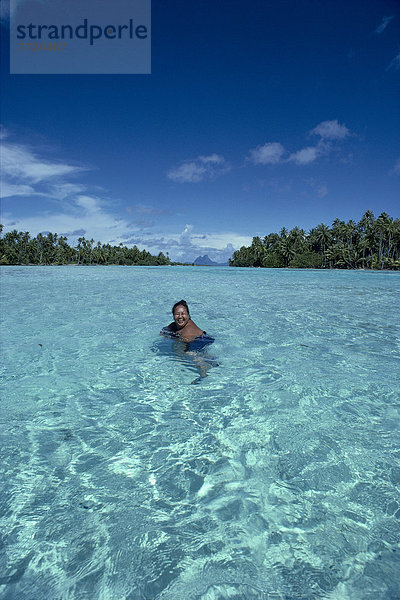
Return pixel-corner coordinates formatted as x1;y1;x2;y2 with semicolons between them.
173;305;190;329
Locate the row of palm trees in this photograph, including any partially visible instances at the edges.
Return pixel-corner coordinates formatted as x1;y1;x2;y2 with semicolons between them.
229;211;400;269
0;227;171;266
2;211;398;269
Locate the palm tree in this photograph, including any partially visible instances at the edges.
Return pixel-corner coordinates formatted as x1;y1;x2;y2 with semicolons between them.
310;224;332;267
288;227;307;255
251;236;264;266
18;231;31;264
375;212;391;269
357;211;375;268
278;237;295;267
87;238;95;265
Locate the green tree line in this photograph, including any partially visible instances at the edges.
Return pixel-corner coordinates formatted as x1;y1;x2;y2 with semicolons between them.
229;211;400;270
0;227;170;266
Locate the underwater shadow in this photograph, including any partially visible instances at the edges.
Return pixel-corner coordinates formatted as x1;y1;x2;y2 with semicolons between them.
152;335;219;384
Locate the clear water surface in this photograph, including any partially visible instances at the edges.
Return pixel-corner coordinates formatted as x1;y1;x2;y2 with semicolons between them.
1;265;399;600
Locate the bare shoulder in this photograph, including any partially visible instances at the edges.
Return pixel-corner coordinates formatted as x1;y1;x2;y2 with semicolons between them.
187;320;204;336
178;320;204;340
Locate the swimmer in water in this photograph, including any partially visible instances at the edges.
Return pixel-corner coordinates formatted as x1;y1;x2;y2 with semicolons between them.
161;299;206;342
159;299;216;382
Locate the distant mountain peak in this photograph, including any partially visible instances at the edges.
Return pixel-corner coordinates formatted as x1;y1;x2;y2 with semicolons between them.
193;255;228;266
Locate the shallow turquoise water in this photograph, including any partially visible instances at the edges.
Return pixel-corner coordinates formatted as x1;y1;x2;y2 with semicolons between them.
1;265;399;600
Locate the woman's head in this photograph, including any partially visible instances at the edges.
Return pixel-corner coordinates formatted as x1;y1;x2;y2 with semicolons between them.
172;299;189;316
172;300;190;328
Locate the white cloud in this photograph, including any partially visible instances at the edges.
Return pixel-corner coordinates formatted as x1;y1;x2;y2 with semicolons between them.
310;120;350;140
376;16;394;34
392;157;400;175
122;226;252;262
167;154;230;183
248;142;285;165
0;134;88;209
1;131;249;263
167;162;206;183
49;183;87;200
134;204;169;216
248;121;351;169
0;131;136;245
171;227;253;262
317;185;328;198
306;178;328;197
387;52;400;71
0;182;36;198
1;210;133;244
196;231;252;250
288;146;319;165
198;153;225;165
74;195;102;213
1;141;84;186
180;223;194;245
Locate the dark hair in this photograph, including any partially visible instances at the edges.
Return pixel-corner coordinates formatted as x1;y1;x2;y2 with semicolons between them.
172;299;189;316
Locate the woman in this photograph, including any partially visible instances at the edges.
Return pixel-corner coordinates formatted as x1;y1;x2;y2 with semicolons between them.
160;299;215;382
161;299;212;345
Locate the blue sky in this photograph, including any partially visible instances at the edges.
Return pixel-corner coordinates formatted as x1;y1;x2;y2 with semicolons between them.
1;0;399;262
